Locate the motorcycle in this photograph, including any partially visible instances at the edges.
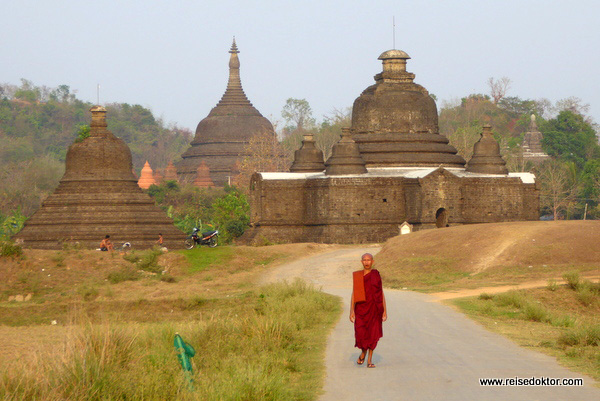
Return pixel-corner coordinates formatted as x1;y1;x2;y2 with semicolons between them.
184;228;219;249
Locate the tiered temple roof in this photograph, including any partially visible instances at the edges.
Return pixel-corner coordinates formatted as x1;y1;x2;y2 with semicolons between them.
15;106;186;249
177;39;276;186
351;49;466;167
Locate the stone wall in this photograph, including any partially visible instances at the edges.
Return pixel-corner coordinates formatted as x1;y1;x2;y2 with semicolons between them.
243;169;539;244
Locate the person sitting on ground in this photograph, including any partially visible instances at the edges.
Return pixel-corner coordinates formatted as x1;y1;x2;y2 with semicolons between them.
100;235;114;252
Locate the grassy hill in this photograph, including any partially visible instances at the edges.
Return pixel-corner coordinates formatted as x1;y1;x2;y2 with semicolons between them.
377;221;600;291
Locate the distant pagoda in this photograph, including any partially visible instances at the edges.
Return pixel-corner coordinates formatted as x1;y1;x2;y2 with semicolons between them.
177;38;276;186
14;106;186;249
522;114;550;164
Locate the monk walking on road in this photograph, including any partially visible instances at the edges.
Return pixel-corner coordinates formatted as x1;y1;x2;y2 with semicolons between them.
350;253;387;368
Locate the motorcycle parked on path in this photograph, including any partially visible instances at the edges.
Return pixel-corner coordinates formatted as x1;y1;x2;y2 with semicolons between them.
184;228;218;249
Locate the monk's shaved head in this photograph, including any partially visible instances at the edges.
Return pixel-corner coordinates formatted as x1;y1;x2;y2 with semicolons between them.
361;253;374;260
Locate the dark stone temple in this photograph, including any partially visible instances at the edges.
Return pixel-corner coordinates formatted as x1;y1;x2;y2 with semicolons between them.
522;114;550;163
177;39;276;186
15;106;186;249
243;49;539;244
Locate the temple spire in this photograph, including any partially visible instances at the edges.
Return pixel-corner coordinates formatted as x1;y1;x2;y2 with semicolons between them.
217;38;252;107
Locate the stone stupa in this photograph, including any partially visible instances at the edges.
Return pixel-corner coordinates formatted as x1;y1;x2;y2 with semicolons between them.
193;161;215;188
289;135;326;172
522;114;550;163
351;49;465;167
138;161;157;189
177;38;276;186
15;106;186;249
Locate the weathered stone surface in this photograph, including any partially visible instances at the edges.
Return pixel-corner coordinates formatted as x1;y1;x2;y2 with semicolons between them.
351;50;466;168
14;106;186;249
164;161;179;182
522;114;550;163
193;161;215;188
466;125;509;175
290;135;326;172
244;48;539;245
177;39;276;186
325;128;367;175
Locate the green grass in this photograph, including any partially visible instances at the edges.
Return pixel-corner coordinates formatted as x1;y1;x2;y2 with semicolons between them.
452;278;600;383
0;280;340;400
0;240;22;258
180;246;235;273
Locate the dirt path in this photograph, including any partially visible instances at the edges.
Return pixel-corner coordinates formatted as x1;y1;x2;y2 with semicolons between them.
264;246;600;401
431;274;600;301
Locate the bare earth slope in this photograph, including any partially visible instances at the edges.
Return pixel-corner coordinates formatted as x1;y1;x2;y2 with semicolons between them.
375;221;600;290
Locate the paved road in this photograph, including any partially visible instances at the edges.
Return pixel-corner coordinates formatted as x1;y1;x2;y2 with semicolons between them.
263;246;600;401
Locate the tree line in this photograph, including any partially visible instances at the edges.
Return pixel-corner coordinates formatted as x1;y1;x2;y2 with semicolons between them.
1;77;599;242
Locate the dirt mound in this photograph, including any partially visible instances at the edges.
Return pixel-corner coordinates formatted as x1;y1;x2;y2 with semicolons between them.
376;221;600;290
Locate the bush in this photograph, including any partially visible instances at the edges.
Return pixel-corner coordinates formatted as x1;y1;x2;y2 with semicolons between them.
551;315;576;328
0;240;23;257
136;248;163;273
563;272;580;291
478;292;494;300
494;290;527;309
558;330;581;347
546;279;558;291
524;303;549;322
576;286;596;307
582;324;600;346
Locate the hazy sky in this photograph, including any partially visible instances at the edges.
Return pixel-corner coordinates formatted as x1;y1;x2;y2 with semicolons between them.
2;1;599;131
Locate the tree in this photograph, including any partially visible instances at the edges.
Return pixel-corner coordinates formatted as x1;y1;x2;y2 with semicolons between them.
281;98;315;132
234;125;289;191
488;77;511;104
538;160;580;220
541;110;599;168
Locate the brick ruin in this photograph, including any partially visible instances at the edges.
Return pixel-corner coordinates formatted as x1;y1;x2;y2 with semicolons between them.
177;39;276;186
243;49;539;244
15;106;186;249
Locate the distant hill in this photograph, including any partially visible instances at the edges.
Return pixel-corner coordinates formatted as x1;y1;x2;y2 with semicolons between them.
376;221;600;290
0;80;193;216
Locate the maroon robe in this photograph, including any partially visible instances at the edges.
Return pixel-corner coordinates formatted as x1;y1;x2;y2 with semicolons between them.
354;269;384;350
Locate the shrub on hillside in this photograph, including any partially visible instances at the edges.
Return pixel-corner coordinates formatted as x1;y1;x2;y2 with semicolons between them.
0;240;23;258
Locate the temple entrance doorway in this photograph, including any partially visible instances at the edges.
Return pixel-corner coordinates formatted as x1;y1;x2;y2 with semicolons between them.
436;208;448;228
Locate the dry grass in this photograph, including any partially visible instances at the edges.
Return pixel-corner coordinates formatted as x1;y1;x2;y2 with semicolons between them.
0;243;341;400
452;279;600;383
377;221;600;291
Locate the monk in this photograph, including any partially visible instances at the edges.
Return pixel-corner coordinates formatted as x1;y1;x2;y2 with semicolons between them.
349;253;387;368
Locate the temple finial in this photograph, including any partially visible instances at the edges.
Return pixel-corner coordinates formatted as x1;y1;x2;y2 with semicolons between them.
230;37;239;54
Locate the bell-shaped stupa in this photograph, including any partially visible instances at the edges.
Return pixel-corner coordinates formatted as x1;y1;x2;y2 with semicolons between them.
14;106;186;249
466;125;509;174
138;161;157;189
193;161;215;188
289;134;326;172
177;38;276;186
164;161;179;182
351;49;465;167
325;128;367;175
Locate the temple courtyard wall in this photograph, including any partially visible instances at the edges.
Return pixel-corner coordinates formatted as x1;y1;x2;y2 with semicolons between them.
243;168;539;244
